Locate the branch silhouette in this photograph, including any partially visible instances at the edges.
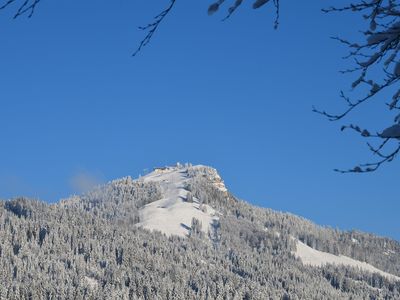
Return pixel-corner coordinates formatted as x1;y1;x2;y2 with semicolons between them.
314;0;400;173
0;0;41;18
133;0;177;57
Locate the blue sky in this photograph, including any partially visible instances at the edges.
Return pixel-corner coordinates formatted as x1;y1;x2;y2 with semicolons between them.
0;1;398;240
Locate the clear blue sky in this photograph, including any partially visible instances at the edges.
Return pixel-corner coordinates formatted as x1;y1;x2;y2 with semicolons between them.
0;1;398;240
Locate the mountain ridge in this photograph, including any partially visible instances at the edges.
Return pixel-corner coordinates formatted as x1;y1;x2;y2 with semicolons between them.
56;163;400;279
1;163;400;299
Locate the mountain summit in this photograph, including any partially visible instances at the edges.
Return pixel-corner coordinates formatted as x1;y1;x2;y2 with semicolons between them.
138;164;223;237
1;163;399;299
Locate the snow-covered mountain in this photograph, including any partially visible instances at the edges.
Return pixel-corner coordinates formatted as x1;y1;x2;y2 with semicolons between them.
1;163;400;299
138;165;220;237
136;165;400;282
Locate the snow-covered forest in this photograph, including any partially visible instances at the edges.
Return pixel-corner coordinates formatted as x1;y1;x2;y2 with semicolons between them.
1;0;400;298
1;164;399;299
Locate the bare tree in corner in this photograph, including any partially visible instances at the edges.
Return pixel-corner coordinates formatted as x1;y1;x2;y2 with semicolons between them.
314;0;400;172
135;0;400;172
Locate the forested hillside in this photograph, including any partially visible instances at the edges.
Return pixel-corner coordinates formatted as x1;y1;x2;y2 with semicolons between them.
0;164;399;299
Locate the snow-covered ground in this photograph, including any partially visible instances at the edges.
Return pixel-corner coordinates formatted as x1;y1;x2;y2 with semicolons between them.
295;240;400;281
137;166;219;237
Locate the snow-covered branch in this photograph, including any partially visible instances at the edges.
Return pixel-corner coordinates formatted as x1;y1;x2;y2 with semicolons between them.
315;0;400;172
208;0;280;28
332;123;400;172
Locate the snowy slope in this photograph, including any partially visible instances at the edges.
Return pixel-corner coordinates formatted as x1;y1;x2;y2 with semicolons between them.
137;165;219;237
295;240;400;281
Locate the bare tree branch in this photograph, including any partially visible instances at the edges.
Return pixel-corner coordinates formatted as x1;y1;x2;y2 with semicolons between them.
0;0;41;18
335;142;400;173
133;0;177;57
